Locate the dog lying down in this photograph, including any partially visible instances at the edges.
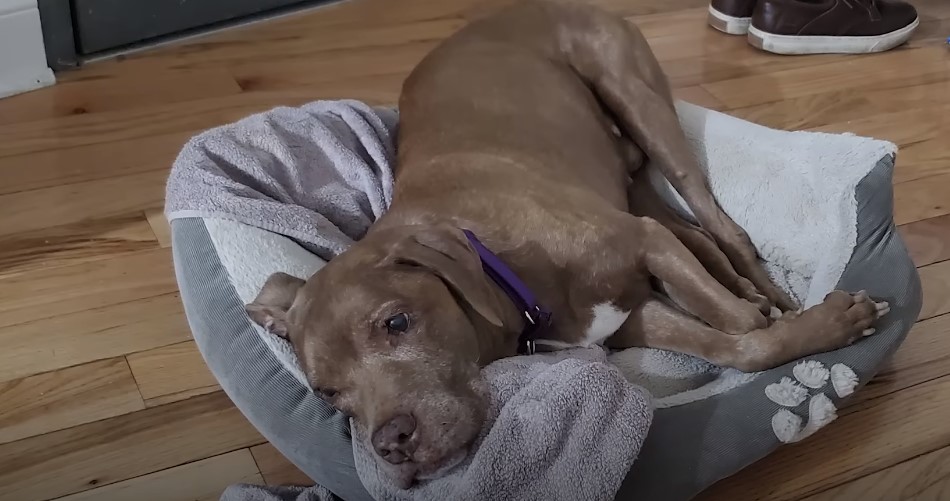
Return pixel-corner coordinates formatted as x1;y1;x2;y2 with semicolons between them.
245;0;889;489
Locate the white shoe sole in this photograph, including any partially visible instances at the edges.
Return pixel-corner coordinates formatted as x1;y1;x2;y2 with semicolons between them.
748;17;920;54
708;5;751;35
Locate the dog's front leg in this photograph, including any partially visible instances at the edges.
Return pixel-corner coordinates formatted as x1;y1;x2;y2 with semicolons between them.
607;291;886;372
627;169;773;316
633;216;766;335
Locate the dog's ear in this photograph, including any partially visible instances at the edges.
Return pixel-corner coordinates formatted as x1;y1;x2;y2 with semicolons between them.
386;225;503;327
246;272;306;339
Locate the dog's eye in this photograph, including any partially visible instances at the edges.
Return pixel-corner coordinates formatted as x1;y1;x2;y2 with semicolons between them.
385;313;411;333
314;387;338;400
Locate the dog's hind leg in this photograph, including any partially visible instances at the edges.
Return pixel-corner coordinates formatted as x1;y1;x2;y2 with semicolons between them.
561;8;798;312
602;80;796;312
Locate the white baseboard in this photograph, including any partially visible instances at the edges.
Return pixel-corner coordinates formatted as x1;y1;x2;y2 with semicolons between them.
0;0;56;99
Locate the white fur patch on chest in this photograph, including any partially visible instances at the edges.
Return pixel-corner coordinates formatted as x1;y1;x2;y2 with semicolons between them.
537;302;631;350
584;302;631;345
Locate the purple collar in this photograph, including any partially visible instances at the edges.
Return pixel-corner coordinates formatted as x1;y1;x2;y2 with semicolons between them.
463;230;552;355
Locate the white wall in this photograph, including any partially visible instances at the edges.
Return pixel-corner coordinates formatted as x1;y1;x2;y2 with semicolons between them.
0;0;55;99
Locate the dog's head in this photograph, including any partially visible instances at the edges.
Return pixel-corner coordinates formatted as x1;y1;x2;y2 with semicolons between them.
246;224;508;487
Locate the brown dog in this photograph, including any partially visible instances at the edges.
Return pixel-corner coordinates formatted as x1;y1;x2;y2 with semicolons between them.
246;0;887;486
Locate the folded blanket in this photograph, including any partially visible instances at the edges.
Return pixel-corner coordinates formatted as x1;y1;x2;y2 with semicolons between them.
166;100;398;261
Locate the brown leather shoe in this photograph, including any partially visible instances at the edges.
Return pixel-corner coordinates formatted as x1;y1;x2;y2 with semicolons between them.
708;0;758;35
749;0;919;54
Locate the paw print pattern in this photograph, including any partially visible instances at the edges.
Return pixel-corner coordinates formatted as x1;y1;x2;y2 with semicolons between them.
765;360;859;443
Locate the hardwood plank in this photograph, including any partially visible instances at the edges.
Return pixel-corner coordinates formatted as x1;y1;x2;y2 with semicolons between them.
661;45;841;90
237;71;406;105
899;214;950;268
600;0;709;16
806;104;950;186
0;248;177;330
728;80;950;132
0;214;158;280
894;172;950;227
222;18;463;77
127;341;219;404
0;90;321;159
0;358;144;445
702;47;947;109
0;293;189;383
0;129;194;195
673;85;727;110
803;445;950;501
632;10;746;63
145;386;222;408
698;374;950;501
0;68;242;127
145;208;172;248
631;5;710;37
0;391;264;501
851;313;950;405
895;133;950;186
250;443;315;487
54;450;263;501
920;260;950;321
228;41;433;93
0;170;169;237
805;103;946;146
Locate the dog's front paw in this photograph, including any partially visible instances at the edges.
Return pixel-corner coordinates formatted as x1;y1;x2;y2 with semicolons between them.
820;290;890;345
782;290;888;353
734;276;772;317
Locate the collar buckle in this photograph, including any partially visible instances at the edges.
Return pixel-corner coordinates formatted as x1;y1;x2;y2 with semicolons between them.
524;309;537;325
523;338;537;355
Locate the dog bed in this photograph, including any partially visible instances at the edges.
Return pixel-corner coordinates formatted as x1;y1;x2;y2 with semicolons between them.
167;100;921;501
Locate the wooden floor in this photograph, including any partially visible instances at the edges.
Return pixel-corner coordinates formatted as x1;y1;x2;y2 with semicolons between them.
0;0;948;499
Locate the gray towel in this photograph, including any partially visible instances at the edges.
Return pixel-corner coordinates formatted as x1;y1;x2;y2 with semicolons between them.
221;485;341;501
217;348;651;501
353;347;652;501
166;100;398;261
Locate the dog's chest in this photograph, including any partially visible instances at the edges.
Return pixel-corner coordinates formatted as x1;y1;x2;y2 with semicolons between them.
496;222;639;349
536;302;631;349
582;302;631;344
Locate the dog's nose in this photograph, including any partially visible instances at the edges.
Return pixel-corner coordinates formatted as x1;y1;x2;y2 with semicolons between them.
371;413;417;464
